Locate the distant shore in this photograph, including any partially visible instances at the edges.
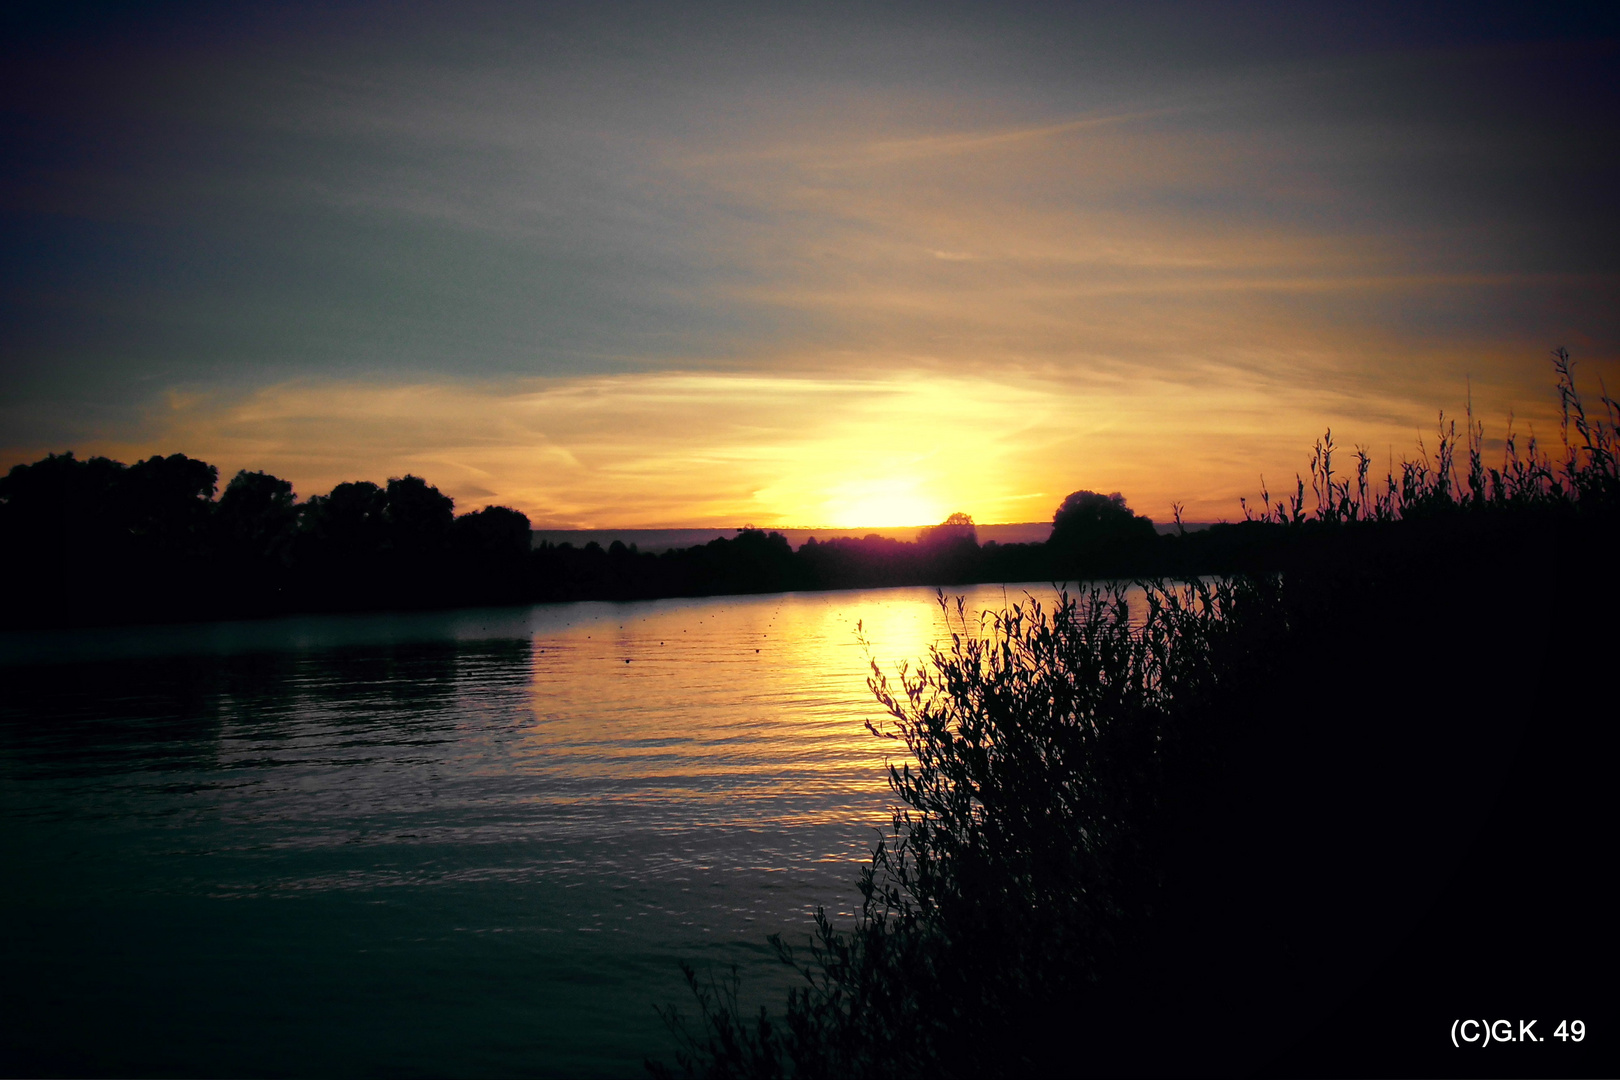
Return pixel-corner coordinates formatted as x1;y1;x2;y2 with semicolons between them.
529;521;1211;553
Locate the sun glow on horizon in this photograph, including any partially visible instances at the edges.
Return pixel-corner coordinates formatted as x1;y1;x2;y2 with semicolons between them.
2;5;1615;547
16;360;1597;534
815;478;945;531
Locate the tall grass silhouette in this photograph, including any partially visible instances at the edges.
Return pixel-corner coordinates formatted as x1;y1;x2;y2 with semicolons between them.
1242;348;1617;525
651;350;1616;1078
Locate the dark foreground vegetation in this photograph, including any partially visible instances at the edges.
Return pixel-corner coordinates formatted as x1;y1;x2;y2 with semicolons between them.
650;351;1615;1078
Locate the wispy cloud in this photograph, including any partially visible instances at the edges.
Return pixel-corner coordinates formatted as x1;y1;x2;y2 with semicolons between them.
2;3;1613;525
7;363;1552;528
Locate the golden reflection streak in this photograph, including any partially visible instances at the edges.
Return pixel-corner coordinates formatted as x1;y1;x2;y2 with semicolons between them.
513;584;1147;829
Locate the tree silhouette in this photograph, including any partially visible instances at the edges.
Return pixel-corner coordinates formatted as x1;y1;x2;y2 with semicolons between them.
918;511;978;549
217;469;297;563
384;474;455;556
1048;490;1156;575
453;505;532;560
300;481;389;562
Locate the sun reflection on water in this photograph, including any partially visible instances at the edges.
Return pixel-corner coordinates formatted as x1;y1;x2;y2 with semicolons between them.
0;581;1146;1078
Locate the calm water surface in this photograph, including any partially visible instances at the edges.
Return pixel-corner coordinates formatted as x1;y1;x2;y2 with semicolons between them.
0;583;1124;1077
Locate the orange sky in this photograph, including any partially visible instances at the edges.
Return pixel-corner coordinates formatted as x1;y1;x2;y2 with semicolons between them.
3;5;1616;527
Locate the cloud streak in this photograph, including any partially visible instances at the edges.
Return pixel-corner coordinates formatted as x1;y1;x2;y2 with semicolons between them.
1;3;1615;525
16;362;1560;529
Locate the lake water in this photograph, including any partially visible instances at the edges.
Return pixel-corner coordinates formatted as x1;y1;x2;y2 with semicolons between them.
0;583;1115;1078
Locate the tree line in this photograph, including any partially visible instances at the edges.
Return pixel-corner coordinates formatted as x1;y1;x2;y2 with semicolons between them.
5;351;1616;629
0;456;532;626
0;445;1233;628
0;444;1349;630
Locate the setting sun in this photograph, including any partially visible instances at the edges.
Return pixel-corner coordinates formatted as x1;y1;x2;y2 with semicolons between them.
818;478;944;530
0;4;1611;1075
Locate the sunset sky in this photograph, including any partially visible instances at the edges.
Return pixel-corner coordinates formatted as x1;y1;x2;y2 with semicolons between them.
3;1;1616;528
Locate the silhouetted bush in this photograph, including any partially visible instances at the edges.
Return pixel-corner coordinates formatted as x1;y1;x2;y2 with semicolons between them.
652;351;1615;1077
653;581;1298;1077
